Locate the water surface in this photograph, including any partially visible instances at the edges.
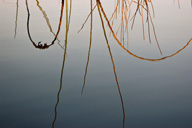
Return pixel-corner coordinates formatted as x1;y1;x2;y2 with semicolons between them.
0;0;192;128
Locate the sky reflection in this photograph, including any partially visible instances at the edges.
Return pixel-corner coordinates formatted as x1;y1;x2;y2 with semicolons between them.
0;0;192;128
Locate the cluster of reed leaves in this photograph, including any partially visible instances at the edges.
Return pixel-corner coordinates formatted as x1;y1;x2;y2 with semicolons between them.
109;0;162;54
92;0;192;62
110;0;192;50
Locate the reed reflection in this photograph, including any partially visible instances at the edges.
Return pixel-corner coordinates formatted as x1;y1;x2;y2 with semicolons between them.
109;0;162;54
52;0;72;127
81;1;192;127
21;0;192;128
26;0;64;49
97;1;125;127
82;0;93;95
96;0;192;62
82;1;125;127
174;0;192;8
35;0;60;44
174;0;181;8
14;0;18;39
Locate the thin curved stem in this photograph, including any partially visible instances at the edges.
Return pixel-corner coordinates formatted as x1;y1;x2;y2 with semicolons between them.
26;0;64;49
97;0;192;62
82;0;93;95
97;1;125;128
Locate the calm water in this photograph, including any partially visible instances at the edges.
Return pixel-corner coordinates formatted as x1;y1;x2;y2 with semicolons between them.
0;0;192;128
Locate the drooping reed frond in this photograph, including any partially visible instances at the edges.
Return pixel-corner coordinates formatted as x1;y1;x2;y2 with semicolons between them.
110;0;162;54
26;0;64;49
82;0;93;95
97;0;192;62
97;1;125;128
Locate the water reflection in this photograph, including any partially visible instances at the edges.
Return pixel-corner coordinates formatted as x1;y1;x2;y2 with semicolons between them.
109;0;162;54
174;0;181;8
25;0;191;127
82;0;93;95
35;0;60;44
4;0;192;128
82;1;191;127
26;0;64;49
52;0;72;127
97;1;125;127
96;0;192;62
173;0;192;8
14;0;18;38
81;2;126;128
